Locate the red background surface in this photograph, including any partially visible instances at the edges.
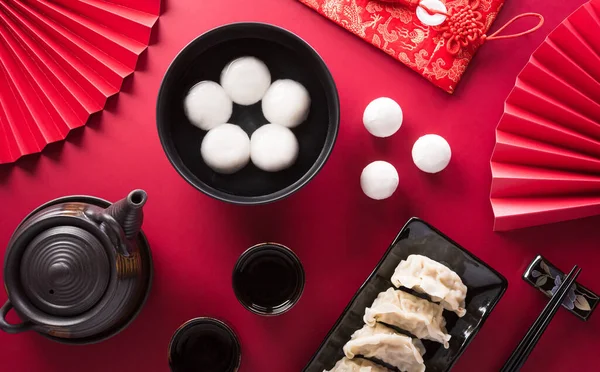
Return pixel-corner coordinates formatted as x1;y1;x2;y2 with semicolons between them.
0;0;598;371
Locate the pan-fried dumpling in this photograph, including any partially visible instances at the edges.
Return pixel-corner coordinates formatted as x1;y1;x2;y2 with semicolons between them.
343;324;425;372
325;357;391;372
391;255;467;317
364;288;451;348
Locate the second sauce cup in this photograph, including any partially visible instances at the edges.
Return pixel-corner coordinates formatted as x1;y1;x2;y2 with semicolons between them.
232;243;305;316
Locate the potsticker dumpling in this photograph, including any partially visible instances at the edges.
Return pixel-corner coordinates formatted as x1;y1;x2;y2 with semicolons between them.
364;288;451;348
391;255;467;317
325;357;391;372
343;324;425;372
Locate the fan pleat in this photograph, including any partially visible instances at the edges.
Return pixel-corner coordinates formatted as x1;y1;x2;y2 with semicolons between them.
52;0;158;44
13;0;129;88
0;23;76;136
491;162;600;198
33;0;146;70
500;105;600;159
490;0;600;230
523;58;600;122
0;99;21;163
550;22;600;88
0;37;66;143
0;61;45;155
494;131;600;174
569;5;600;55
0;0;160;163
534;40;600;103
509;80;600;141
492;196;600;231
104;0;160;16
1;1;117;106
0;8;100;121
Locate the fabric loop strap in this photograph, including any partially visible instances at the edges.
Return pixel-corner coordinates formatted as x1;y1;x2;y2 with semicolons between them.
417;2;543;54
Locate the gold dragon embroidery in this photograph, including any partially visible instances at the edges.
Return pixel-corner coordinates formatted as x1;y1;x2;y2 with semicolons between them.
322;0;343;22
384;4;413;24
396;24;429;51
341;0;383;37
365;0;382;13
426;57;469;82
376;17;399;56
372;34;382;48
398;49;429;71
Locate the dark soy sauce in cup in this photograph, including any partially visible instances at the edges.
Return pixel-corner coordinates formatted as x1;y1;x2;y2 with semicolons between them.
233;243;305;315
169;318;240;372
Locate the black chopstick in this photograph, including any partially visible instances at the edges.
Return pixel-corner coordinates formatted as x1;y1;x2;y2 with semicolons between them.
501;265;581;372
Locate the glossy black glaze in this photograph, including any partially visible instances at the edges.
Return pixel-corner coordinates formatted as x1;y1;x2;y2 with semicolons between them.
523;255;598;321
0;195;153;344
156;22;340;205
168;318;241;372
303;218;508;372
20;225;111;317
232;243;305;316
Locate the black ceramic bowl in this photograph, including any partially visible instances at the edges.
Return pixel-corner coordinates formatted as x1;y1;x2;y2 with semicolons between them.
304;218;508;372
157;23;339;204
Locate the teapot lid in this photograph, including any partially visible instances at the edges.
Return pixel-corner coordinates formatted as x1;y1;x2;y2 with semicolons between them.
20;226;110;317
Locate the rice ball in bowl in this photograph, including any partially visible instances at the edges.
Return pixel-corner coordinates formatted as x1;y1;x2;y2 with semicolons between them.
156;23;340;204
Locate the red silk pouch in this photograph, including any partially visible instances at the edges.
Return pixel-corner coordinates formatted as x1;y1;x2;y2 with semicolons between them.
299;0;515;93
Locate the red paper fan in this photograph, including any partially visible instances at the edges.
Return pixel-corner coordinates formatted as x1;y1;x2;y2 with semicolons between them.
490;0;600;231
0;0;160;164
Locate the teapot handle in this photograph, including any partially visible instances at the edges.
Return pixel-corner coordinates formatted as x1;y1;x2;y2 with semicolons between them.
0;301;33;334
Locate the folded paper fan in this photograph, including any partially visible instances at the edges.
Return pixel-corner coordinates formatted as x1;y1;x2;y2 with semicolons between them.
490;0;600;231
0;0;160;164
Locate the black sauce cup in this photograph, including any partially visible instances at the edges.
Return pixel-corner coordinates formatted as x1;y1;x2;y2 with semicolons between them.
168;318;241;372
156;22;340;205
232;243;305;316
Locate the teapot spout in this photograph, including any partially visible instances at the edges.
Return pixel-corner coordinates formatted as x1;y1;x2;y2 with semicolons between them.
105;189;147;242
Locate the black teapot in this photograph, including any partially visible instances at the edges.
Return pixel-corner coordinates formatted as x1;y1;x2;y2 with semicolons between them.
0;190;153;344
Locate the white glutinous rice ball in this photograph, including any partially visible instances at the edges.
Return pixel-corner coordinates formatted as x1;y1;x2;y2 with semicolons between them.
201;124;250;174
363;97;403;138
250;124;299;172
220;56;271;106
412;134;451;173
184;81;233;131
261;79;311;128
360;161;399;200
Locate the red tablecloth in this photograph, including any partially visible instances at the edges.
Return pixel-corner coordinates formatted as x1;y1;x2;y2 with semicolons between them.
0;0;598;371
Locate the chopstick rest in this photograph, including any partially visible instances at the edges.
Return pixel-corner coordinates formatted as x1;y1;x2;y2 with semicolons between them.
502;266;581;372
523;255;598;321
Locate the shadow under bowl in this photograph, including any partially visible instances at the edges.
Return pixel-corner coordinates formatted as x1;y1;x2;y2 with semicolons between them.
156;22;340;205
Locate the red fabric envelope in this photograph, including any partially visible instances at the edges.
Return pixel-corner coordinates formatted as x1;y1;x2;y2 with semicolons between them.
298;0;505;93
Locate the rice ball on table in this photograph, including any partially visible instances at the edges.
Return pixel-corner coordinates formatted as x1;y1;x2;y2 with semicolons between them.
412;134;451;173
250;124;299;172
184;81;233;131
201;124;251;174
360;161;399;200
363;97;403;138
220;56;271;106
262;79;311;128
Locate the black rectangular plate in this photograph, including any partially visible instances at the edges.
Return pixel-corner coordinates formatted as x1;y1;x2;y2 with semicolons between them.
303;218;508;372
